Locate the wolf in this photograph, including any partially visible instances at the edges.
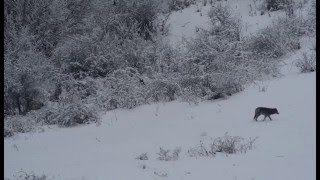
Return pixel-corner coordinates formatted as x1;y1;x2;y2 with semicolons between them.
253;107;279;121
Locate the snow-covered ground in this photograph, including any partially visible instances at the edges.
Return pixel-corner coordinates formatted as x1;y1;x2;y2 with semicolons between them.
4;66;316;180
166;0;289;45
4;0;316;179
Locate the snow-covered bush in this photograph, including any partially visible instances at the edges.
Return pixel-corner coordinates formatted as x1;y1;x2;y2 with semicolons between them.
242;15;303;76
262;0;293;11
98;68;146;110
105;0;160;41
179;76;208;101
30;102;98;127
4;73;46;116
269;12;307;37
48;103;98;127
179;74;244;101
244;23;300;60
4;0;174;135
4;115;37;137
305;0;316;36
167;0;196;11
296;52;316;73
146;79;181;102
63;77;98;100
207;4;241;42
178;4;249;100
4;101;99;136
4;27;54;116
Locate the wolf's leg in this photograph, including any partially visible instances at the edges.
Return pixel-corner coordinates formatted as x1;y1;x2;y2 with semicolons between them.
268;115;272;120
263;115;266;121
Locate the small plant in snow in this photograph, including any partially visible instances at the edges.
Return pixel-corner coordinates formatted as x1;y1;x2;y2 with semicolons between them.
172;147;182;160
188;140;215;157
238;137;258;153
157;147;171;161
157;147;181;161
6;171;53;180
154;171;168;178
136;153;148;160
188;134;258;157
210;133;258;154
296;52;316;73
211;134;243;154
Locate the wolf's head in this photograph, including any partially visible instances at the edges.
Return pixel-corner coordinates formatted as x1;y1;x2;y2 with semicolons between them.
274;108;279;114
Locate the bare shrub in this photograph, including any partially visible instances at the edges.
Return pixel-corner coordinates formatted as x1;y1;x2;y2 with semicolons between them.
296;52;316;73
136;153;149;160
238;137;258;153
211;135;243;154
157;147;181;161
188;134;258;157
6;171;53;180
157;147;171;161
154;171;168;178
211;134;258;154
172;147;182;160
188;140;215;157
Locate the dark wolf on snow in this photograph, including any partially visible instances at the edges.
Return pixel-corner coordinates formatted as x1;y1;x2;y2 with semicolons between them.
253;107;279;121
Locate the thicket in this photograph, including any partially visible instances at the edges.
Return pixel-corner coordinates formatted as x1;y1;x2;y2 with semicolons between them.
4;0;312;137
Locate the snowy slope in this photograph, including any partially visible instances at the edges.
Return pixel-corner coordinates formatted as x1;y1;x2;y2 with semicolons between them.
166;0;288;45
4;68;316;180
4;0;316;179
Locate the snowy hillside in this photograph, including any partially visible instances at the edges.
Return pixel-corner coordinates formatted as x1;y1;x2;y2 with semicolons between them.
167;0;294;45
4;0;316;179
4;66;316;180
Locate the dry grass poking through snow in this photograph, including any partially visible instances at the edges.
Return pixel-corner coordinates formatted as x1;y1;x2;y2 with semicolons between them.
188;133;258;158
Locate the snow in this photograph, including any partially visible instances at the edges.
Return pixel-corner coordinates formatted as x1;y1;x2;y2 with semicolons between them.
4;0;316;179
4;66;316;180
166;4;212;46
166;0;289;45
